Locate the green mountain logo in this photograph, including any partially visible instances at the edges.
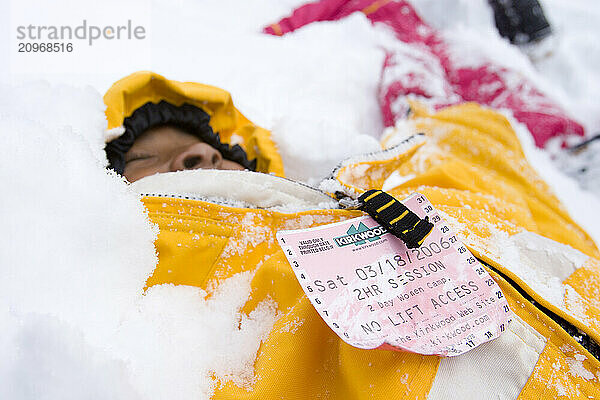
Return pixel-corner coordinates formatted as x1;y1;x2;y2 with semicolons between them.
334;222;386;247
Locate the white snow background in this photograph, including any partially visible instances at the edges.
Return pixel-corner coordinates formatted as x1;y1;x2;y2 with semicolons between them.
0;0;599;399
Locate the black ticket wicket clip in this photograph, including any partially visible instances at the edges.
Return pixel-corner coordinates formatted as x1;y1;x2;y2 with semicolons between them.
355;190;434;249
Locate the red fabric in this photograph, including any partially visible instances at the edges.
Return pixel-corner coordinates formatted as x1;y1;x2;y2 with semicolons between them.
264;0;585;148
263;0;374;35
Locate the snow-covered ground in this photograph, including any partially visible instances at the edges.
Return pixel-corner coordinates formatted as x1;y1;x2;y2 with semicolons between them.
411;0;600;136
408;0;600;247
1;0;599;399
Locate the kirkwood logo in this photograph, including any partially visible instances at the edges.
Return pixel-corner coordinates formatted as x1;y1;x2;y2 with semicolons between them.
333;222;386;247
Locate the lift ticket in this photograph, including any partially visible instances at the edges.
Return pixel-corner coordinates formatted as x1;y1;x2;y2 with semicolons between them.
276;193;512;356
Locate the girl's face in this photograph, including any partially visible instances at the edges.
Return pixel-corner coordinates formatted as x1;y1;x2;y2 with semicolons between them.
123;125;244;182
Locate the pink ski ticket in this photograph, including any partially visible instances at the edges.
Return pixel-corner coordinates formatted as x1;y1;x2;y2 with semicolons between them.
276;193;512;356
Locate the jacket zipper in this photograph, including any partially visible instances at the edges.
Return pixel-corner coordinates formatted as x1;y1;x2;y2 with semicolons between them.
478;257;600;361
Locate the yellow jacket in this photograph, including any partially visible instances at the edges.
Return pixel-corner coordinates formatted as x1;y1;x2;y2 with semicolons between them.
104;71;284;177
105;73;600;399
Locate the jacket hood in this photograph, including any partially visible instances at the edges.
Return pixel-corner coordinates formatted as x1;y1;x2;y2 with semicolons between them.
103;71;285;176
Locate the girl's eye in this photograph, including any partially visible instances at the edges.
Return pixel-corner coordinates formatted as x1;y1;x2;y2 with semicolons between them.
126;154;152;164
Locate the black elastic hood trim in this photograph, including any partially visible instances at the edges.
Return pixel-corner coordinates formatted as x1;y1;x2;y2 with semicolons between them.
105;101;257;175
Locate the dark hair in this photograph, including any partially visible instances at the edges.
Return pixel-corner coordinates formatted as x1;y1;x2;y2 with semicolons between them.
105;100;257;174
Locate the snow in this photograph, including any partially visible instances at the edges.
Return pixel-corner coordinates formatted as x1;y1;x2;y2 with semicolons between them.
566;355;596;381
410;0;600;197
2;0;600;398
492;230;587;315
112;275;278;399
508;111;600;246
4;0;385;184
0;275;278;400
411;0;600;136
0;81;279;399
552;137;600;197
